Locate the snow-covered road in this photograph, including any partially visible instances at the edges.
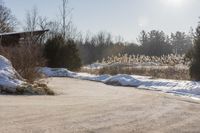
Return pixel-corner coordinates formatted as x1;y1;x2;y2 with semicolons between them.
1;78;200;133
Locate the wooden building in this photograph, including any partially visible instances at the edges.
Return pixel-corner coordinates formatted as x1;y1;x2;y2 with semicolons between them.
0;29;49;46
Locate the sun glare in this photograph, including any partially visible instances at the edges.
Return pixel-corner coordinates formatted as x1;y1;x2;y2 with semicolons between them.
163;0;186;8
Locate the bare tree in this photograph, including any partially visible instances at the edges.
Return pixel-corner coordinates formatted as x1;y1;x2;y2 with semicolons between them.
24;6;48;45
60;0;73;39
38;16;49;30
0;0;16;33
37;17;51;43
24;6;39;32
62;0;67;37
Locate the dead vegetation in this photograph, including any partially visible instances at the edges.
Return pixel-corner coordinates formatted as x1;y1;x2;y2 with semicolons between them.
100;54;190;66
16;82;55;95
82;66;190;80
0;42;55;95
100;66;189;80
0;43;46;83
81;54;191;80
0;82;55;95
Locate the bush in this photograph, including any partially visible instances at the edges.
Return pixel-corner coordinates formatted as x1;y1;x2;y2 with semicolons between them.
190;24;200;80
0;44;46;83
15;82;55;95
44;35;81;70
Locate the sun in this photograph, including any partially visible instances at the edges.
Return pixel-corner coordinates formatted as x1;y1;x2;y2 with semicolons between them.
163;0;186;7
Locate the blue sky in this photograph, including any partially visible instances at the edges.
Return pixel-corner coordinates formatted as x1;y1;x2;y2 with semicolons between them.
5;0;200;42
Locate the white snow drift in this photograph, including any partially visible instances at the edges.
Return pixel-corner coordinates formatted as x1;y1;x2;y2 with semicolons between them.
0;55;25;93
0;56;54;95
38;67;76;77
83;62;161;70
39;67;200;99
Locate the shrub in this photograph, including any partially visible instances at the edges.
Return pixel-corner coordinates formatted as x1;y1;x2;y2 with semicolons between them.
16;82;55;95
44;35;81;70
0;44;46;83
190;24;200;80
0;82;55;95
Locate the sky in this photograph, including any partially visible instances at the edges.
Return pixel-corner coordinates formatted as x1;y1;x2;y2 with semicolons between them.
5;0;200;42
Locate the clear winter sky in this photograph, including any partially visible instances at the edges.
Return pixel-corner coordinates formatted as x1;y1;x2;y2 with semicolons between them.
5;0;200;42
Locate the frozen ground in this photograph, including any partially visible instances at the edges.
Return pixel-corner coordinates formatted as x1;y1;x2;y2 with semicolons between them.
40;67;200;99
1;78;200;133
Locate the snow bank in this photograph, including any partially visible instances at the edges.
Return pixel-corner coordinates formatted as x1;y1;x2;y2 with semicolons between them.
83;63;189;70
0;56;54;95
83;63;106;69
39;67;110;82
75;73;110;82
0;55;25;93
39;67;200;99
104;74;142;87
38;67;76;77
83;62;161;70
137;79;200;98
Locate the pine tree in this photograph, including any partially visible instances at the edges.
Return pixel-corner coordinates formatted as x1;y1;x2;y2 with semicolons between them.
44;35;81;70
190;23;200;80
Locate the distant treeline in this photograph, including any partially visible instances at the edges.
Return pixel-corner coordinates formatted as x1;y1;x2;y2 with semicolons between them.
0;0;195;69
77;30;193;65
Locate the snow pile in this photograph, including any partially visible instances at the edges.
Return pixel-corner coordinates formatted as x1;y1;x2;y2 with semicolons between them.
140;62;160;66
83;62;161;70
0;55;25;93
39;67;110;82
83;62;189;71
39;67;200;99
0;56;54;95
104;74;142;87
137;79;200;98
38;67;76;77
83;63;107;69
75;73;110;82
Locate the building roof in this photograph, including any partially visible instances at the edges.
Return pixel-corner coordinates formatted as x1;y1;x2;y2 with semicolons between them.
0;29;49;38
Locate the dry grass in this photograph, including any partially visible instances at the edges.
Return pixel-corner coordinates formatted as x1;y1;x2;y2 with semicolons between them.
0;82;55;95
16;82;55;95
81;54;191;80
81;66;190;80
100;54;190;66
99;66;190;80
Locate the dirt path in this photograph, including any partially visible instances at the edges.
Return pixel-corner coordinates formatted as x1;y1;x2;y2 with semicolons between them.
0;78;200;133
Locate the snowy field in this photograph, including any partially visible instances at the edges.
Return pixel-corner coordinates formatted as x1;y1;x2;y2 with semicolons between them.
39;67;200;100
